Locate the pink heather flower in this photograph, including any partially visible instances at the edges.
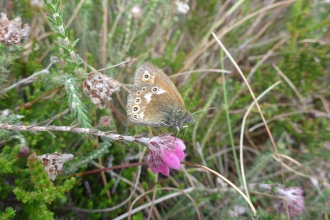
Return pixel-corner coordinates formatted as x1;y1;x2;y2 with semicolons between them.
175;1;190;14
99;116;112;127
17;146;30;158
145;135;186;176
274;186;305;217
130;5;142;19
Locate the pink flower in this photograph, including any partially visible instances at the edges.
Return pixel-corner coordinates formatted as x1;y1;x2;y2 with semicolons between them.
175;1;190;14
274;186;305;217
145;135;186;176
130;5;142;19
17;146;30;158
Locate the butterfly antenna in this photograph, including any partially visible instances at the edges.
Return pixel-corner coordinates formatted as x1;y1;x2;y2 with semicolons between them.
192;107;217;116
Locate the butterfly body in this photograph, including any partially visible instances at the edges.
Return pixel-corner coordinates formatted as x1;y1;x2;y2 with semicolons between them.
126;62;195;128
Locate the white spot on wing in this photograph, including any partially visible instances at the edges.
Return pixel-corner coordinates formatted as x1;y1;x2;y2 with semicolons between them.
144;93;152;103
155;88;166;95
138;112;144;118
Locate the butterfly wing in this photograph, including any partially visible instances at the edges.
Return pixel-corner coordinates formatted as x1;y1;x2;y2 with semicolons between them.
126;84;184;127
133;62;186;109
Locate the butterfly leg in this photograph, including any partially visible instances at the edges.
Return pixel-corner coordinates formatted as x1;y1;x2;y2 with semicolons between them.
170;126;181;147
175;126;180;138
182;125;188;139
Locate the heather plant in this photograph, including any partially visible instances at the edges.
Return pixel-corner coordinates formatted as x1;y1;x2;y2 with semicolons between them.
1;0;329;219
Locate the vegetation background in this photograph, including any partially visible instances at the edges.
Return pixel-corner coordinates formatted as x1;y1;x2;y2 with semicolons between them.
1;0;329;219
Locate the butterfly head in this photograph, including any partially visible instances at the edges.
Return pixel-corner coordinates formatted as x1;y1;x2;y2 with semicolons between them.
184;112;196;125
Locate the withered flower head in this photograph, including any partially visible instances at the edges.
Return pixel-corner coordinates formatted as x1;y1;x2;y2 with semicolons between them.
0;13;30;45
83;72;121;109
274;186;305;217
37;152;74;181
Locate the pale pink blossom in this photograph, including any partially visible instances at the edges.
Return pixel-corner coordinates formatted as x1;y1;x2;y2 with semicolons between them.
274;186;305;217
30;0;44;7
175;1;190;14
17;146;30;158
145;135;185;176
131;5;142;19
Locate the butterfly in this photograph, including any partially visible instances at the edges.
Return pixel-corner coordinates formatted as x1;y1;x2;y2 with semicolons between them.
126;62;195;130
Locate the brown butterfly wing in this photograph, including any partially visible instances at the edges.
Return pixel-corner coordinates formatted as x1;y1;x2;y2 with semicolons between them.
133;62;186;109
126;84;184;127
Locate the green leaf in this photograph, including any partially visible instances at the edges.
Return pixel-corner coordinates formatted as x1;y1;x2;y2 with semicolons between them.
47;15;57;27
71;39;80;48
57;44;69;51
74;54;82;65
55;31;65;39
55;0;61;13
66;58;76;64
56;16;62;26
47;5;56;14
0;207;16;219
64;27;69;38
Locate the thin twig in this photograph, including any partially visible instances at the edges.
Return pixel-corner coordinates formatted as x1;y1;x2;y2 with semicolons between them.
206;145;259;161
181;161;257;217
86;59;130;75
248;109;330;132
115;187;202;220
1;57;59;93
240;81;281;200
147;175;158;220
72;162;143;213
66;0;85;27
41;108;70;124
0;123;133;143
169;69;230;78
73;159;161;218
101;0;108;70
272;155;327;182
273;64;306;108
15;86;64;111
229;36;289;106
